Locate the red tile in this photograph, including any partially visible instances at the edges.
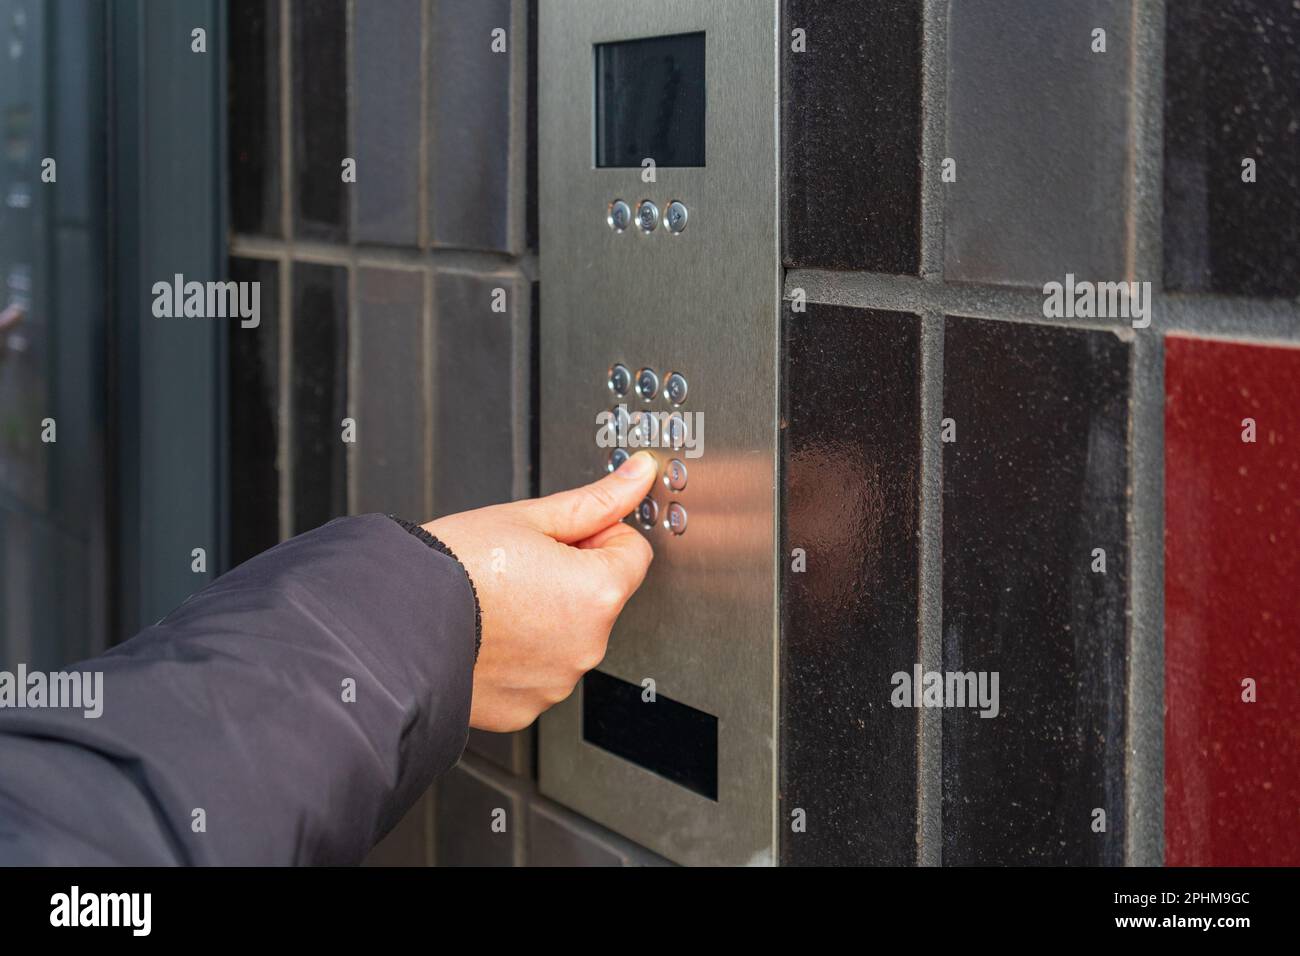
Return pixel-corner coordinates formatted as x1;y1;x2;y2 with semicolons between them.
1165;335;1300;866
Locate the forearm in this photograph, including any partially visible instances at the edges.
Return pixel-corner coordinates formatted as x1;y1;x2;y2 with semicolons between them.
0;514;477;865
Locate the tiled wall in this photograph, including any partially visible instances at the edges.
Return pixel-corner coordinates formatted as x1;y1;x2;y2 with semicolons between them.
229;0;1300;865
226;0;669;866
782;0;1299;865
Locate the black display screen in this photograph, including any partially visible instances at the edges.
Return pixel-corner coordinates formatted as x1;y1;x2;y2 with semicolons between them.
595;32;705;168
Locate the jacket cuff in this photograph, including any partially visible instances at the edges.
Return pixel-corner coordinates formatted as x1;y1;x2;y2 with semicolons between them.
387;515;483;662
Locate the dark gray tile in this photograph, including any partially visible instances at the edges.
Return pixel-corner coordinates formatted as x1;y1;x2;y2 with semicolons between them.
292;0;348;241
435;765;519;866
944;0;1133;287
942;316;1129;865
356;268;427;519
229;0;281;236
354;0;421;246
779;304;922;865
466;728;534;776
431;270;526;516
291;262;348;533
364;788;431;866
228;257;280;565
1164;0;1300;297
526;802;635;867
782;0;922;274
428;0;521;252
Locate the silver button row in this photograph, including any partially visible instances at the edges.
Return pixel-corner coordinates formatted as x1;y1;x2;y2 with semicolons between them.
607;199;689;235
608;364;688;406
636;495;688;536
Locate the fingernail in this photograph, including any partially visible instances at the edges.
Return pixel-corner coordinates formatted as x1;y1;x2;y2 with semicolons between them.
616;451;655;479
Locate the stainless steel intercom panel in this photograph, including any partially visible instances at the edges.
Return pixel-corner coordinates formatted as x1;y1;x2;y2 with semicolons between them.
538;0;780;866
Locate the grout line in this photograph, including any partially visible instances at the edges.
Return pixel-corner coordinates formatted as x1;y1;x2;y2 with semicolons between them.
347;264;360;516
423;267;435;518
919;0;949;281
1125;0;1168;867
418;0;431;248
278;0;294;540
916;310;944;866
785;269;1300;341
230;233;534;276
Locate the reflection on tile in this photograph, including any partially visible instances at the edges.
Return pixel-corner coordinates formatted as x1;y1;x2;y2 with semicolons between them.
526;802;632;867
1164;0;1300;297
779;303;921;865
292;0;348;241
466;728;533;776
356;268;426;519
944;0;1132;286
229;0;281;236
429;0;520;252
291;263;348;533
942;317;1129;865
228;257;280;565
1165;335;1300;865
782;0;922;274
363;788;431;866
435;765;518;866
354;0;421;245
431;270;524;516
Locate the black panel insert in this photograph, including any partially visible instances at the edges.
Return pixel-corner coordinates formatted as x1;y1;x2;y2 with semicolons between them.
595;32;706;168
582;670;718;800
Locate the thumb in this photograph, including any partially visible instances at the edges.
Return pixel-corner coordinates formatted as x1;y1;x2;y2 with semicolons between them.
528;452;657;543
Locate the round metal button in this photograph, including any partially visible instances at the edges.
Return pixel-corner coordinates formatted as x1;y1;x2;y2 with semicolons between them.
606;405;631;445
636;496;659;531
608;363;631;396
665;200;688;234
608;199;631;232
664;458;688;491
607;448;630;473
636;200;659;233
664;502;688;535
664;413;687;450
664;371;688;406
631;410;659;447
635;367;659;401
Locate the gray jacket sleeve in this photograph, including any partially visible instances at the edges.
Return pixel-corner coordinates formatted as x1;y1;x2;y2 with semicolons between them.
0;514;479;865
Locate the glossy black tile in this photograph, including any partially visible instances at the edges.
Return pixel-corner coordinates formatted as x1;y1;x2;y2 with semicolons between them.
354;0;421;246
1164;0;1300;297
431;271;524;516
291;263;348;533
944;0;1132;286
941;317;1129;865
292;0;348;241
779;303;921;866
228;257;280;565
782;0;922;274
356;268;426;520
229;0;281;236
428;0;519;252
435;765;518;866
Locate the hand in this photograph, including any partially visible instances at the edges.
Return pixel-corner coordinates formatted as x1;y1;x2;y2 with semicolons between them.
422;452;658;732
